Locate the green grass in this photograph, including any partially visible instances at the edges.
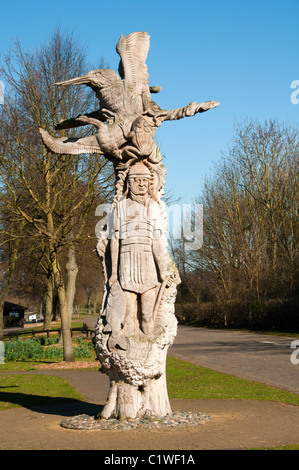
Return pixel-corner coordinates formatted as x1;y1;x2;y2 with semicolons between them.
166;356;299;405
0;361;50;372
0;374;84;411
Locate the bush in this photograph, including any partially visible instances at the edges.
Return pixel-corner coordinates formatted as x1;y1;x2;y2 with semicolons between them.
4;336;94;361
5;338;44;361
42;346;63;360
175;296;299;332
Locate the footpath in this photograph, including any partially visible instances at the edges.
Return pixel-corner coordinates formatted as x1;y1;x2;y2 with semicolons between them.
0;364;299;450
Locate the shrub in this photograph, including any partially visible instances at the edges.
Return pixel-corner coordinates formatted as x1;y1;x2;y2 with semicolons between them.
4;336;94;361
42;346;63;360
5;338;44;361
175;296;299;332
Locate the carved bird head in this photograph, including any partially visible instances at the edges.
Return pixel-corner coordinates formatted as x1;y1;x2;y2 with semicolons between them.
55;69;121;93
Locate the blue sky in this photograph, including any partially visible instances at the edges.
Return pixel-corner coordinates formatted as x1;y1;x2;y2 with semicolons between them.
0;0;298;202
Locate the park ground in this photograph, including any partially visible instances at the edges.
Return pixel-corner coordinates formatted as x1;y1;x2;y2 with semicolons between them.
0;316;298;451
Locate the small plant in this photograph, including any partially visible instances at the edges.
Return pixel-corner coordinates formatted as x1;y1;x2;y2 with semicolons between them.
43;346;63;360
73;336;93;358
37;336;59;346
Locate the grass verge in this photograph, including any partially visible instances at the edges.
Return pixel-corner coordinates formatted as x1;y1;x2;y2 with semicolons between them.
166;356;299;405
0;374;84;411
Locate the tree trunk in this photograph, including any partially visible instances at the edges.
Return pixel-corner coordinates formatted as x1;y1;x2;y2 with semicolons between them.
50;248;74;362
87;292;92;315
0;240;21;340
52;292;59;321
66;242;78;323
94;294;179;420
0;298;5;341
100;369;171;420
43;273;54;331
96;334;173;420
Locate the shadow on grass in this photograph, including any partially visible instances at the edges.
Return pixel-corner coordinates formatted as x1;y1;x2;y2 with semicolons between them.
0;390;103;417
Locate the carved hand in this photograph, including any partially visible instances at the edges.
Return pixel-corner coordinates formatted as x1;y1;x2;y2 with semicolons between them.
194;100;220;114
185;101;201;116
184;100;220;116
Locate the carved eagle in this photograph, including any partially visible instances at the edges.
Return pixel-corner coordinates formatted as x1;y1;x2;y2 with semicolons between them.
39;31;219;159
56;32;152;118
40;32;155;158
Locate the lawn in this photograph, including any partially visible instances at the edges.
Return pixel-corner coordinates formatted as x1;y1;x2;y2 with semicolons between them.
0;373;84;411
166;356;299;405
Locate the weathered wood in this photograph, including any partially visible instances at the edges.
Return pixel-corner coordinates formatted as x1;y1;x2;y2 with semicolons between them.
39;31;219;419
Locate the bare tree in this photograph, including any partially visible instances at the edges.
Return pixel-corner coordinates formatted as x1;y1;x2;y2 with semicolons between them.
0;29;113;359
186;119;299;327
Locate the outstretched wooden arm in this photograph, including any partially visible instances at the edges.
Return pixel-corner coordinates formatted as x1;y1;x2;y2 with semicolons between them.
151;100;220;127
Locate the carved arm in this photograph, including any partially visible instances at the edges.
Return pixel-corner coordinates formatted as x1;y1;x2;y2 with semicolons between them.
109;236;119;287
152;233;169;282
152;100;220;127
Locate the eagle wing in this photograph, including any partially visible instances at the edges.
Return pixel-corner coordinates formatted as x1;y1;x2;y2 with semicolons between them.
116;31;151;101
39;129;102;155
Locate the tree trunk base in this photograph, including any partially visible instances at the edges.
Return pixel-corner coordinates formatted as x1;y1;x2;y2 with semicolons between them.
99;373;171;420
94;312;178;420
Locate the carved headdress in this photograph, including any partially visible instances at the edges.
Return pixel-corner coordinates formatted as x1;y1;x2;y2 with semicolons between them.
128;162;151;179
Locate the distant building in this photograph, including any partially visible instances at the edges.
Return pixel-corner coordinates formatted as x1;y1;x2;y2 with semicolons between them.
3;301;28;327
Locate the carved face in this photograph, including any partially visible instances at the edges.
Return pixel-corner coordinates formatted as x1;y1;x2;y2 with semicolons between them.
128;176;150;196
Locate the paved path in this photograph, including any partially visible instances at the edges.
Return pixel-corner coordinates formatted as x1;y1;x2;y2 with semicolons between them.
169;326;299;393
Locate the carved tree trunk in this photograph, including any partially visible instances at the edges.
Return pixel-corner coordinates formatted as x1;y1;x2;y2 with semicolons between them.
101;370;171;420
94;274;179;420
93;159;181;420
35;30;218;422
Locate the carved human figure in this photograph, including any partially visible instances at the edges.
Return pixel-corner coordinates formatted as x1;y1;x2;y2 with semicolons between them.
106;162;168;349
